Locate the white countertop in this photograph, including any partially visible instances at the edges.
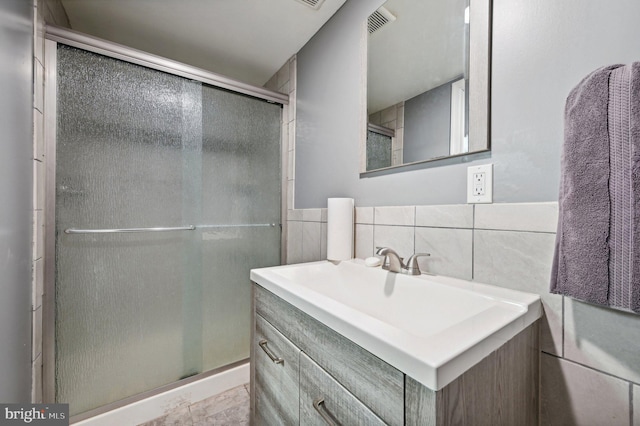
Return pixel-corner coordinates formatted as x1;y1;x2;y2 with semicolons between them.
250;259;541;391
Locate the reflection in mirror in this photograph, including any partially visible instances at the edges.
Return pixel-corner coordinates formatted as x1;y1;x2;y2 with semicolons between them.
366;124;394;170
364;0;490;173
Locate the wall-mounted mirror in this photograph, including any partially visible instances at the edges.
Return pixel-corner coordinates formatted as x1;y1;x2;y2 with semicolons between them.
363;0;491;173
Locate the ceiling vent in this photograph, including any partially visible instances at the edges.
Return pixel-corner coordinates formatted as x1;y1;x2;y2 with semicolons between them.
294;0;326;10
368;6;396;34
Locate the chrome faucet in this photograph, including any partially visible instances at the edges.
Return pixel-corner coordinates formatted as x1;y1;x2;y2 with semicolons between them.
376;247;404;273
376;247;430;275
403;253;431;275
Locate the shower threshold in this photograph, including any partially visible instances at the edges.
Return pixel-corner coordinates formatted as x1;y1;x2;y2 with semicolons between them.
71;360;249;426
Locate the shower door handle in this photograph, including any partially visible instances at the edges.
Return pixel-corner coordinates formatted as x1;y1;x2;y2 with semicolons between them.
64;226;196;234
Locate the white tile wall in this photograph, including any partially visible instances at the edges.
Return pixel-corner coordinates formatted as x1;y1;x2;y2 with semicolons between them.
34;2;44;62
354;224;373;259
33;61;44;113
266;55;296;212
475;202;559;233
320;222;328;260
33;159;45;213
541;354;630;426
374;206;415;226
373;225;415;260
32;258;43;309
355;206;374;224
277;59;289;88
380;106;396;124
394;127;404;150
34;110;44;161
36;209;45;259
564;299;640;383
31;354;42;404
45;0;70;27
302;221;321;262
31;0;48;403
415;227;472;280
282;183;637;424
396;104;404;129
32;307;42;360
415;204;473;228
286;221;303;264
634;385;640;426
302;208;322;222
473;229;561;355
287;183;294;212
392;150;402;166
288;208;303;221
287;150;294;183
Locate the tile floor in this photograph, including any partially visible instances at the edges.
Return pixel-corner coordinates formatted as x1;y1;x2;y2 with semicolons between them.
139;384;250;426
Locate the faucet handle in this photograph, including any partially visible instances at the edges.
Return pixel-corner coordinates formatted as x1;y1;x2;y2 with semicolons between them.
404;253;431;275
375;247;404;272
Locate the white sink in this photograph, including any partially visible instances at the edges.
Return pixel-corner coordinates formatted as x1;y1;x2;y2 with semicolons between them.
250;259;541;391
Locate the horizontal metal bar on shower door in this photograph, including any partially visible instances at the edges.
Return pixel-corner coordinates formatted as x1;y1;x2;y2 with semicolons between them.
64;226;196;234
198;223;279;229
44;25;289;105
64;223;280;234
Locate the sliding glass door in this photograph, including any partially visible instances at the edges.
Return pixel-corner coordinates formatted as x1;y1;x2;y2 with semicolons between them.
54;45;281;416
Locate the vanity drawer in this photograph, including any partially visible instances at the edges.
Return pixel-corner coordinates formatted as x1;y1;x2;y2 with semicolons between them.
300;352;386;426
253;314;300;425
254;284;404;426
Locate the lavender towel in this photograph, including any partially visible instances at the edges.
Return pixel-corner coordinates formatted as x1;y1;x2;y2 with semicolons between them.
629;63;640;312
550;63;640;313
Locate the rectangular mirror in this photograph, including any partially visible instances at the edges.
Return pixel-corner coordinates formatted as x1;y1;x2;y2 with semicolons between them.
363;0;491;173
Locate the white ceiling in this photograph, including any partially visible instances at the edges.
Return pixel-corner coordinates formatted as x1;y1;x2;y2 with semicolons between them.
60;0;348;87
368;0;467;113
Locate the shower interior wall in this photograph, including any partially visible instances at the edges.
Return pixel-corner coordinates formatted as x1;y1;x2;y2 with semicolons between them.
31;0;70;405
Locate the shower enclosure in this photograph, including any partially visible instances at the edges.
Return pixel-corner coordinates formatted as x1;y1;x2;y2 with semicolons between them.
43;29;286;419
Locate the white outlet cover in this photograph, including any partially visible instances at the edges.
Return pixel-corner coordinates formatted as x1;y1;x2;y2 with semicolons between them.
467;164;493;203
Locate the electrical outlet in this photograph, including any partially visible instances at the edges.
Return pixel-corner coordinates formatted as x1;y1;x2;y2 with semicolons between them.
473;172;486;195
467;164;493;203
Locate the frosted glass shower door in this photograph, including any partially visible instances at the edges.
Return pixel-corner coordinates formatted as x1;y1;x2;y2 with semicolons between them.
54;45;281;416
200;86;282;371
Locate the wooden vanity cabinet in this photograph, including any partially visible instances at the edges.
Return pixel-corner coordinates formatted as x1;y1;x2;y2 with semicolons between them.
251;284;539;426
253;315;300;425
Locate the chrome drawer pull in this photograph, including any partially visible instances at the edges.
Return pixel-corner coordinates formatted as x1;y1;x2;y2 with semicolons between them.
258;339;284;365
313;398;341;426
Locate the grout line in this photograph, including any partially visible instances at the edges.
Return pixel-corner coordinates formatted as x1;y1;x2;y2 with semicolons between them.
472;204;476;228
473;227;556;235
541;351;640;386
371;209;376;255
471;204;475;279
561;296;565;358
369;223;418;228
471;228;475;280
415;224;474;230
630;384;634;426
412;224;416;255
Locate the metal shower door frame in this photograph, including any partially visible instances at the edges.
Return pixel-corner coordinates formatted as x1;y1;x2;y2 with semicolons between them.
42;28;289;419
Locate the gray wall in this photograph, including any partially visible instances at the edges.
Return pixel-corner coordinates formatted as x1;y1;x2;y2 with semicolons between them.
0;0;34;403
295;0;384;208
403;82;452;162
295;0;640;208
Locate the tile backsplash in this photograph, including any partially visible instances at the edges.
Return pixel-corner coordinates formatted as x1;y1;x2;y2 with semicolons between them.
286;201;640;424
288;202;556;280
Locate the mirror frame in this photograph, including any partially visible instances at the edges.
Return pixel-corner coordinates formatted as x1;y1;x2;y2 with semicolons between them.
360;0;492;175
